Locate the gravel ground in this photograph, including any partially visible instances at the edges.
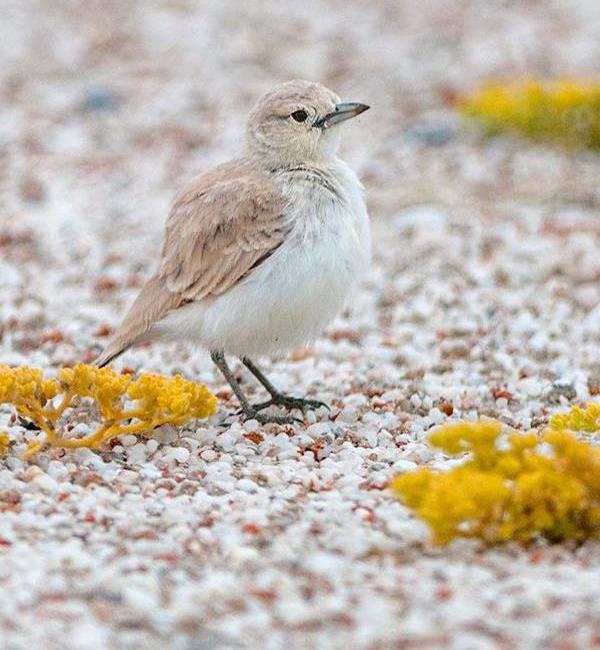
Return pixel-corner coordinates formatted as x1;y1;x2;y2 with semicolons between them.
1;1;600;649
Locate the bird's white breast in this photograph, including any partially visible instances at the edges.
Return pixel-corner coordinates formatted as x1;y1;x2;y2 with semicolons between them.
157;159;370;357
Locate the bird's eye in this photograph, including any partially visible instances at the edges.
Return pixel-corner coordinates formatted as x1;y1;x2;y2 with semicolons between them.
291;109;308;122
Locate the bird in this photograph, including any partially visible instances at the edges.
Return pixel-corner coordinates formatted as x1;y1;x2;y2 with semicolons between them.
95;79;371;424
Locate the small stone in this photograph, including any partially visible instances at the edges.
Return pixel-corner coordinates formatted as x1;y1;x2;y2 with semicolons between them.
146;439;159;454
33;473;56;492
216;431;236;450
338;408;358;423
410;394;422;409
118;469;138;483
403;120;456;147
47;461;68;479
519;377;543;397
127;444;147;465
164;447;190;463
392;459;418;473
545;381;577;404
363;429;378;448
428;407;445;425
5;457;23;472
381;389;403;403
82;88;119;112
23;466;44;482
238;478;258;493
154;425;178;443
20;175;45;202
201;449;218;462
306;422;331;438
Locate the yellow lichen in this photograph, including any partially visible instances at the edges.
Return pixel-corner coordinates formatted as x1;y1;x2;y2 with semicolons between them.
549;401;600;433
0;364;217;458
390;421;600;545
459;79;600;149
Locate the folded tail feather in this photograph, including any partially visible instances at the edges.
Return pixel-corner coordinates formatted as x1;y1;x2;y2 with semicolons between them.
94;275;182;367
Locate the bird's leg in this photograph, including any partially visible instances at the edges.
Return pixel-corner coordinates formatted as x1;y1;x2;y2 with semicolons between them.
210;351;298;425
242;357;329;413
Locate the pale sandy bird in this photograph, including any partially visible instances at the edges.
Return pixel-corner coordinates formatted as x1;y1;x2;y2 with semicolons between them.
96;80;371;424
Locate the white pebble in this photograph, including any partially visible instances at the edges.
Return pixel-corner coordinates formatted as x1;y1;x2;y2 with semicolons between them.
392;459;418;473
338;408;358;423
127;443;147;464
201;449;218;462
118;469;138;483
519;377;543;397
33;473;56;492
216;431;236;450
46;461;68;479
364;429;378;448
381;389;403;403
238;478;258;492
306;422;331;438
146;439;159;454
428;407;444;424
164;447;190;464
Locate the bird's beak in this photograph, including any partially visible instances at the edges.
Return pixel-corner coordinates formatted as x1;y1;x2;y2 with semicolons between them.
315;102;370;129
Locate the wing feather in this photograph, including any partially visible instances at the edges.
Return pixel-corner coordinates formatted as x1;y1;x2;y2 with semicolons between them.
160;165;286;299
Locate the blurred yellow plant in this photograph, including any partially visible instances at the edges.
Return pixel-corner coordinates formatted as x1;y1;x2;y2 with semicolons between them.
460;79;600;149
390;421;600;545
0;364;216;457
549;401;600;433
0;431;8;455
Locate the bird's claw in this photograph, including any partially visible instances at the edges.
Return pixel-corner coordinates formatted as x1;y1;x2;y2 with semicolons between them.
261;395;329;413
270;395;330;413
229;408;301;425
235;394;329;417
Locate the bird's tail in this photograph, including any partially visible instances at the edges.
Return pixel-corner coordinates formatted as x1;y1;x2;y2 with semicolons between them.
94;345;127;368
93;275;182;368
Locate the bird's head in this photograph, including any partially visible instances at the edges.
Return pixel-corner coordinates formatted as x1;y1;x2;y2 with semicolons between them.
246;79;369;168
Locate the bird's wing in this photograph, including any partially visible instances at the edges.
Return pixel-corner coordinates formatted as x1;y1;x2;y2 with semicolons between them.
159;162;287;299
95;275;183;367
95;161;287;366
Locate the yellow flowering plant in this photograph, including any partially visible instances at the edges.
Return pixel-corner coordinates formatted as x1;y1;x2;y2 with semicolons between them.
0;431;8;455
390;421;600;545
459;79;600;149
0;364;217;458
549;401;600;433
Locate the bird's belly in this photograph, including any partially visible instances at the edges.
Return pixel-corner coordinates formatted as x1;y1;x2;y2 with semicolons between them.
178;209;370;357
154;163;371;357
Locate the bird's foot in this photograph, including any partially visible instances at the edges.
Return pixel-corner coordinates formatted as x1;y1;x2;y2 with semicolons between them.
235;395;328;424
235;406;301;425
242;394;329;414
273;394;329;413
